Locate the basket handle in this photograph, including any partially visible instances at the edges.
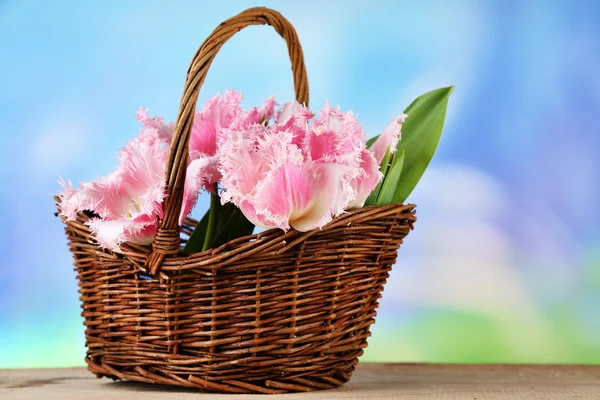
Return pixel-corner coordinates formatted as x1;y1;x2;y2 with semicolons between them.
146;7;309;275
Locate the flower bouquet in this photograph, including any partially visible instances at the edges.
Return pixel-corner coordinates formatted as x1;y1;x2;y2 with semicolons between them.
56;7;452;394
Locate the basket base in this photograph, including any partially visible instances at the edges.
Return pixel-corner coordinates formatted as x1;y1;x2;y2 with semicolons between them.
86;358;353;394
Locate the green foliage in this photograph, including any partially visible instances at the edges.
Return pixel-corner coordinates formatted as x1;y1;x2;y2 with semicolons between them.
375;150;405;206
367;86;454;205
182;193;254;253
182;207;209;253
364;146;392;206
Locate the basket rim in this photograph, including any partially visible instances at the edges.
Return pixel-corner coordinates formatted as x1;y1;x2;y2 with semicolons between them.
57;199;416;276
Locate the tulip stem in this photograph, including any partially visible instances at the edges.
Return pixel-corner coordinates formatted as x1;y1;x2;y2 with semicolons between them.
202;185;219;251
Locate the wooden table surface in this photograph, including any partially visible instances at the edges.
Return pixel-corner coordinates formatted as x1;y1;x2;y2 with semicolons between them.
1;363;599;399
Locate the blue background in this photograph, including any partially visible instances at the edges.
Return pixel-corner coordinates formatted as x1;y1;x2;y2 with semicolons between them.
1;0;599;367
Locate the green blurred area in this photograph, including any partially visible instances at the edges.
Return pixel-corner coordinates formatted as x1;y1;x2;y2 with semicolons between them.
364;309;600;364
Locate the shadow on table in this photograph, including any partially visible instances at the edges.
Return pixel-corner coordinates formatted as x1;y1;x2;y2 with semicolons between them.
106;380;202;393
2;377;85;389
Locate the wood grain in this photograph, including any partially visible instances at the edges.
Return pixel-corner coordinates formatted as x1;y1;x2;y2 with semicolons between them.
2;363;599;399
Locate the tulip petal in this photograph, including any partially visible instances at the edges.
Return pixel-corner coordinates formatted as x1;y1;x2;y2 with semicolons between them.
251;162;354;232
219;125;303;206
303;101;365;168
135;108;174;145
180;156;218;224
347;148;383;209
238;200;279;230
88;215;157;252
237;96;277;128
275;101;314;147
190;90;243;156
87;219;129;252
369;113;407;164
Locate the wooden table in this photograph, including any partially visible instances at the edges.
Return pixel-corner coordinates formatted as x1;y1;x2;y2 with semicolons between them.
1;363;599;399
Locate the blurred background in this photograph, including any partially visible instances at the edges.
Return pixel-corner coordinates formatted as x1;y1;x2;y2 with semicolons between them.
1;0;599;368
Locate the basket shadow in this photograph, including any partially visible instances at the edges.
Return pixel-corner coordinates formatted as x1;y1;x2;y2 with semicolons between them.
105;380;201;393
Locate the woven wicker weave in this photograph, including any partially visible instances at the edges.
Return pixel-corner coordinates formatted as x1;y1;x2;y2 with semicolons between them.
56;6;417;394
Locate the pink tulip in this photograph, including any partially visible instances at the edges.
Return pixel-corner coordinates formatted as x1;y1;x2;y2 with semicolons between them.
343;113;407;208
188;91;277;192
87;214;158;253
58;116;204;251
253;161;356;231
190;90;243;157
275;101;314;147
369;113;407;164
303;102;364;165
219;126;304;210
302;103;383;210
135;107;174;145
218;125;318;230
190;91;276;156
57;172;123;222
218;113;358;231
137;92;277;225
276;101;314;125
58;133;168;251
237;96;277;129
347;148;383;208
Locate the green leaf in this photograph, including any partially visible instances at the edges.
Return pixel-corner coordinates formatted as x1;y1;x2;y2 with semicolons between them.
367;86;453;204
376;150;405;206
364;145;392;206
201;191;220;251
366;133;378;149
393;86;453;203
182;196;255;253
211;205;255;247
182;209;209;253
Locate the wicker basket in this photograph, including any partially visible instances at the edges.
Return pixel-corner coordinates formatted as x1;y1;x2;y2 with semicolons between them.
56;7;417;394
